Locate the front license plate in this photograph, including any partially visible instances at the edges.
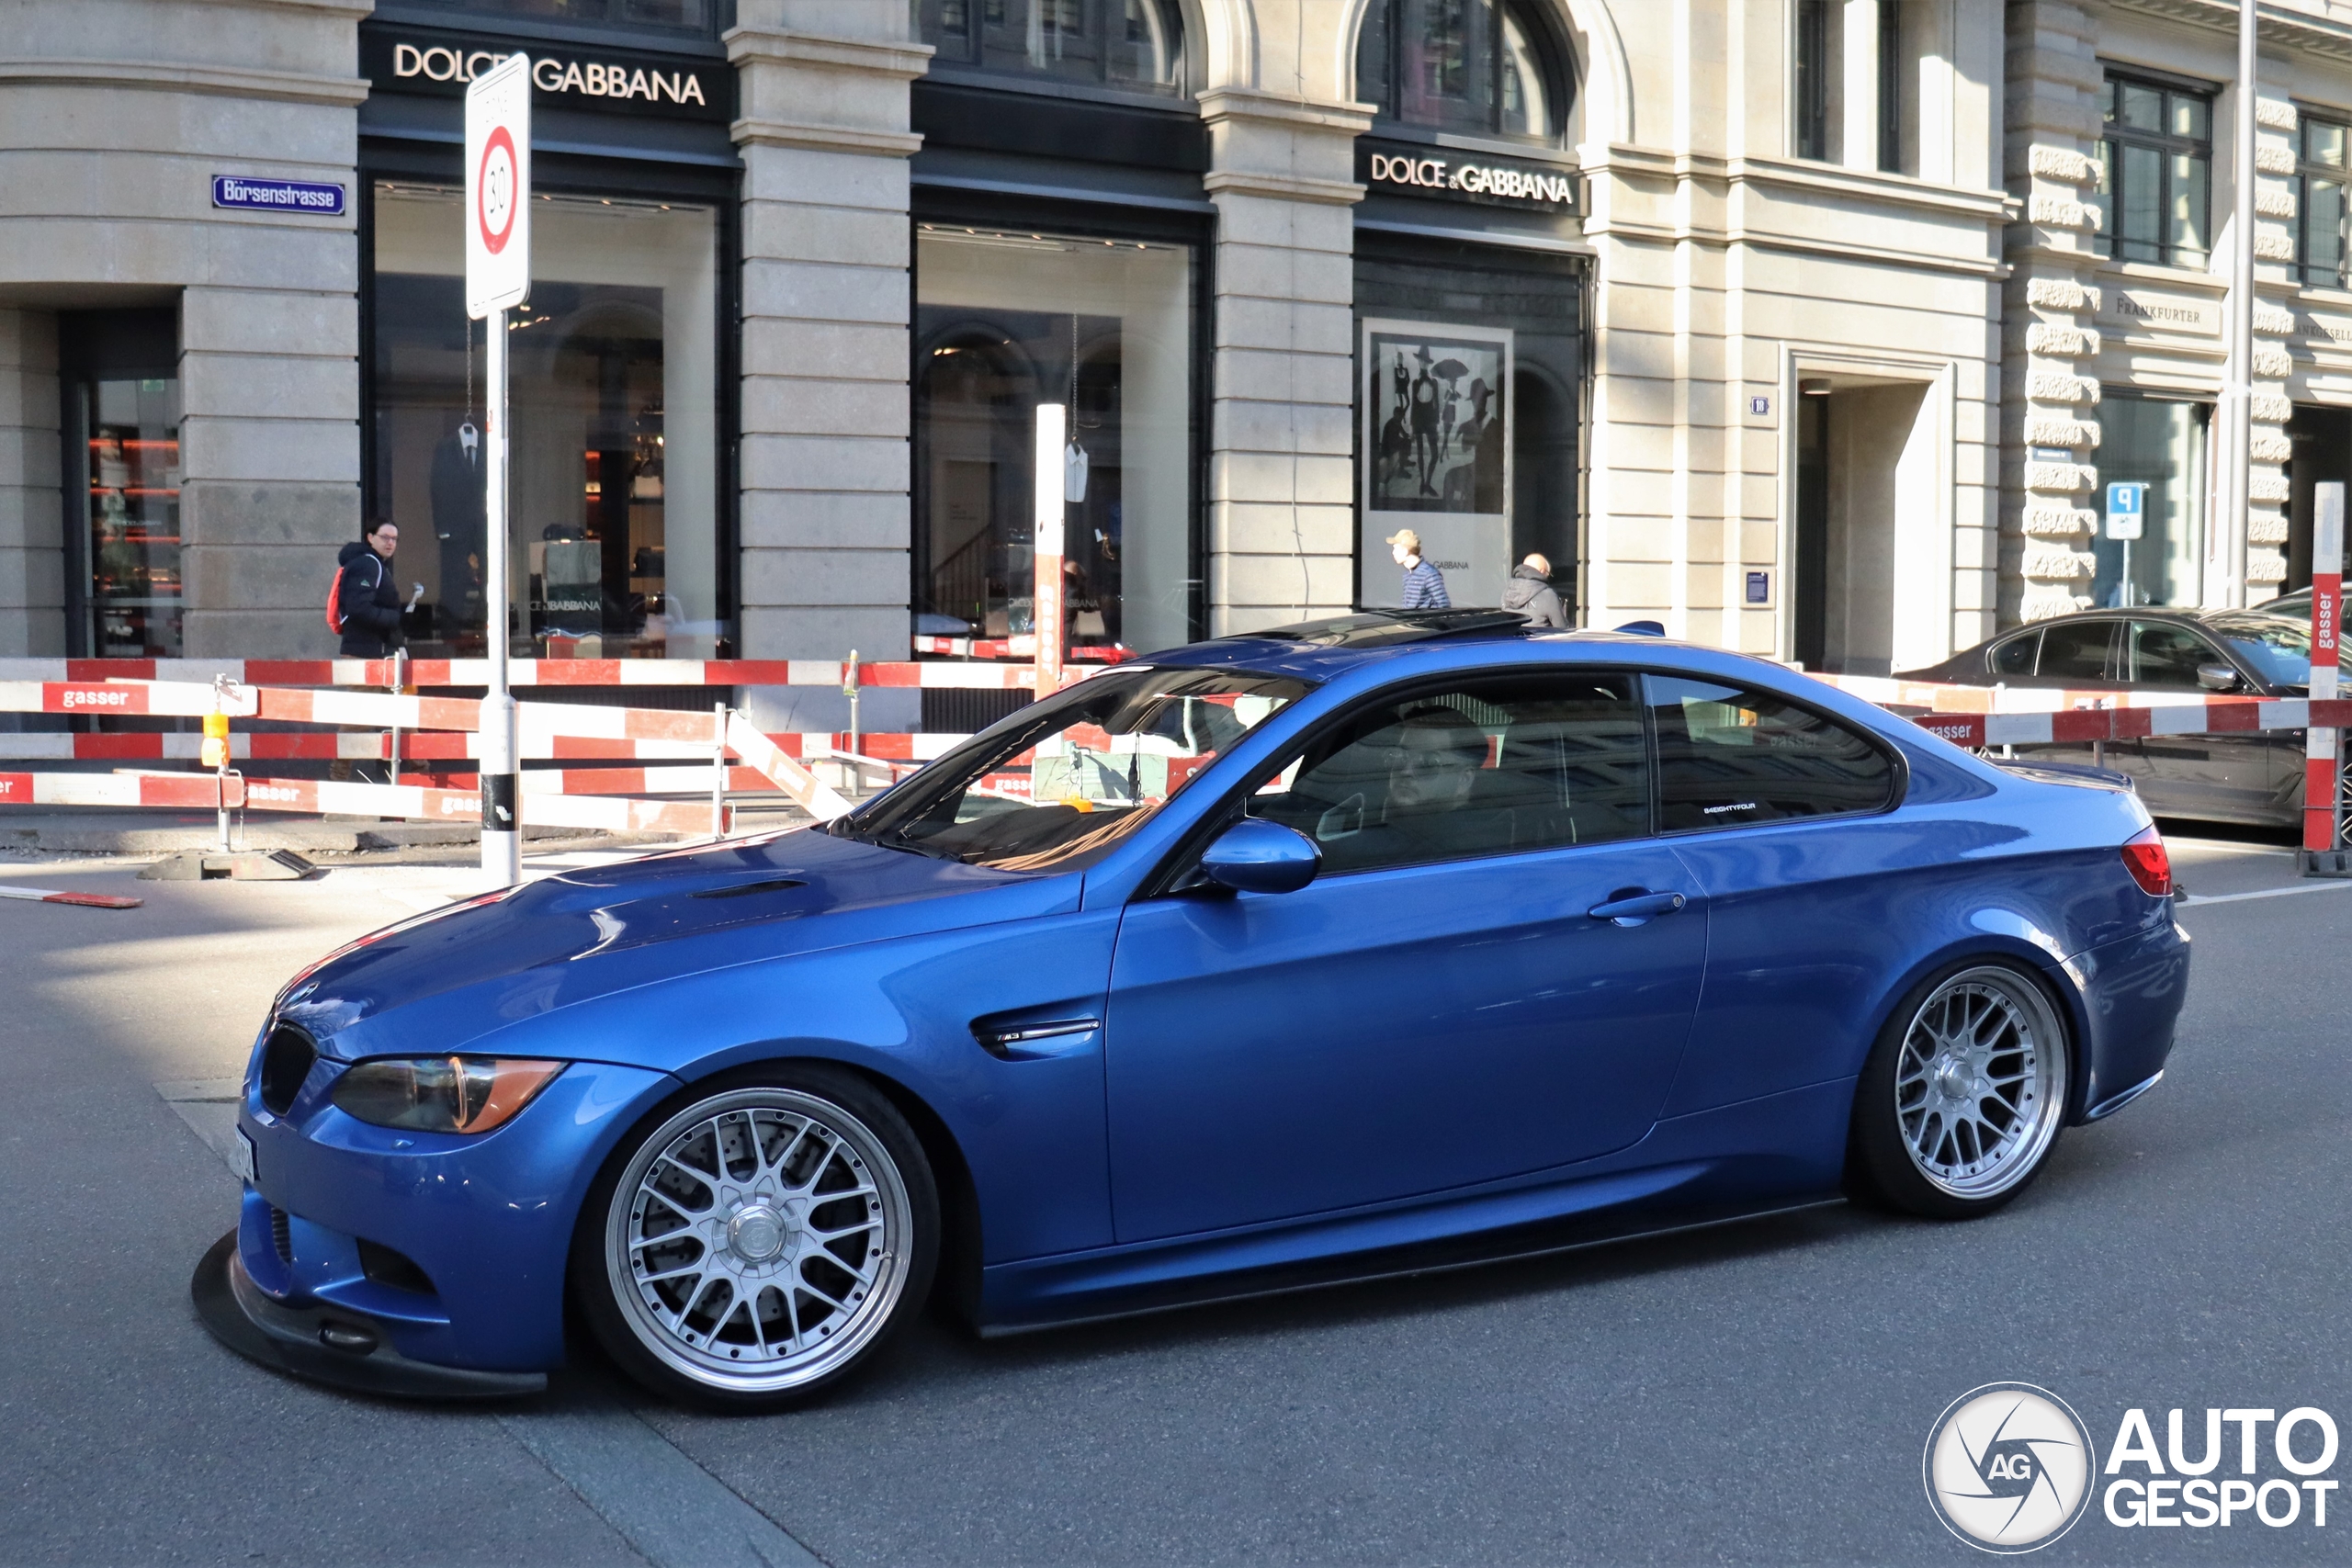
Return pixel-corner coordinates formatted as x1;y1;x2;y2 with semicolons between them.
231;1128;257;1185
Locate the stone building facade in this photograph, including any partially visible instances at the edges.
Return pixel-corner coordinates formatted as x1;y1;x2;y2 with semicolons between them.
0;0;2337;701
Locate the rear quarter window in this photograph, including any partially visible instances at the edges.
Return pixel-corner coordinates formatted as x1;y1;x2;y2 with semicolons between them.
1646;675;1900;831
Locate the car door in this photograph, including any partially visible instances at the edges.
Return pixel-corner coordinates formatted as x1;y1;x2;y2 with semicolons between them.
2117;618;2276;820
1640;673;1915;1118
2003;615;2124;770
1102;669;1707;1244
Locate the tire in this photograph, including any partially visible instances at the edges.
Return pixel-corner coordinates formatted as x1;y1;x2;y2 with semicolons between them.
572;1064;939;1411
1847;961;2072;1220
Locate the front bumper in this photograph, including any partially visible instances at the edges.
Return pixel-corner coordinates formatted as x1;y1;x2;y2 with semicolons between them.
220;1055;674;1385
191;1230;544;1399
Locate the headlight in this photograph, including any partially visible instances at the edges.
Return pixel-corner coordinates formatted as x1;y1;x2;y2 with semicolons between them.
331;1056;563;1134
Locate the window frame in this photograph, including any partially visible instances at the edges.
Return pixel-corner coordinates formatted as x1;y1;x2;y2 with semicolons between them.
914;0;1189;96
1354;0;1577;147
1642;671;1908;837
1143;664;1652;895
2296;107;2352;290
2094;69;2216;270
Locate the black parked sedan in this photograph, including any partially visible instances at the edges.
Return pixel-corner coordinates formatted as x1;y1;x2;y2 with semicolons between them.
1898;607;2313;829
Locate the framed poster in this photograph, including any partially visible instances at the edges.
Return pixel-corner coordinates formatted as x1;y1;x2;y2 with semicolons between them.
1360;318;1513;609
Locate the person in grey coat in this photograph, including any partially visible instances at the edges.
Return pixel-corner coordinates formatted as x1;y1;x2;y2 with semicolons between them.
1499;552;1569;628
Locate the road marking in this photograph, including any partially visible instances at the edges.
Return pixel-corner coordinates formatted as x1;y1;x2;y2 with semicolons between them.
2177;880;2352;907
498;1389;822;1568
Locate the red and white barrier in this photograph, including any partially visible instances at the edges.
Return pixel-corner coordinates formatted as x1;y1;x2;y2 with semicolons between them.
0;657;1049;691
1812;673;2352;750
0;771;239;810
0;885;141;910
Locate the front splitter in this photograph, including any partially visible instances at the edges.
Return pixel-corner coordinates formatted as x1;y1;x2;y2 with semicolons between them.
190;1229;547;1401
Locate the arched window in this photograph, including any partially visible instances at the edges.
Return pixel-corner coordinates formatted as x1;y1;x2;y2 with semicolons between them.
1355;0;1571;141
916;0;1184;94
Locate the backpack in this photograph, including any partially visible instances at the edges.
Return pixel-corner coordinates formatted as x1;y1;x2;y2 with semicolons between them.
325;553;379;634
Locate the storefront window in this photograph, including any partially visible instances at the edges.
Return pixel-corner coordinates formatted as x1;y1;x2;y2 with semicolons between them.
916;0;1183;92
913;225;1194;656
369;185;719;657
75;377;182;657
1355;0;1570;141
2095;393;2208;608
2092;73;2211;269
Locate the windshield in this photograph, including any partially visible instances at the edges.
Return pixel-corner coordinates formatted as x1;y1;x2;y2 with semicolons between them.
835;667;1313;874
2209;615;2311;689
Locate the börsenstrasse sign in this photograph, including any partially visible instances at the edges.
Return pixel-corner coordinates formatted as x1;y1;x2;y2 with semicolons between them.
1364;147;1578;211
212;176;346;216
361;28;731;121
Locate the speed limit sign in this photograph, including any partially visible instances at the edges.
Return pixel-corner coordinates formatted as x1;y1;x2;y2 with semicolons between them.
464;52;531;319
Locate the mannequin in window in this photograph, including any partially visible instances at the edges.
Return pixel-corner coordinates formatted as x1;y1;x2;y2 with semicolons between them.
430;420;486;621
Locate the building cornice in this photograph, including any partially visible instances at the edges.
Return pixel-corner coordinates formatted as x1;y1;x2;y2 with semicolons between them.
722;26;934;81
1583;143;2017;224
1195;86;1374;137
731;118;922;157
2104;0;2352;62
0;59;368;106
1589;216;2009;278
1202;169;1363;205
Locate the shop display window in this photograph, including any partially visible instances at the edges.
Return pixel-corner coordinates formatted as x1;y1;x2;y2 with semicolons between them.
74;377;182;658
1354;0;1570;142
917;0;1183;92
913;225;1194;657
369;184;720;657
2094;393;2208;609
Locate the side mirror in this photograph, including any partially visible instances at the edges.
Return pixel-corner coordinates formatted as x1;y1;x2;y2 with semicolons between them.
1198;818;1322;896
2195;662;2241;693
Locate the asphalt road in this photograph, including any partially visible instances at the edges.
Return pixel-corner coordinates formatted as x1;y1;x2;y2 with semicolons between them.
0;826;2343;1566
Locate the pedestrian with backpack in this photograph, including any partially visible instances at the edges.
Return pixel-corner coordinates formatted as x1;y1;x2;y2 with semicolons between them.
330;519;406;657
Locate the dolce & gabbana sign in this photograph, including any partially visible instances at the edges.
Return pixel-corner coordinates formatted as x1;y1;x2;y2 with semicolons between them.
1363;147;1578;210
361;28;732;121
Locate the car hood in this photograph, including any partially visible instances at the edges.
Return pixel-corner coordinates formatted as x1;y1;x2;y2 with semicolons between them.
273;827;1074;1059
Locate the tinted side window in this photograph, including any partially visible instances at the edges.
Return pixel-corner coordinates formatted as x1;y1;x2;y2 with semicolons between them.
1647;676;1896;831
2129;620;2221;687
2037;620;2117;682
1989;632;2039;678
1249;673;1648;874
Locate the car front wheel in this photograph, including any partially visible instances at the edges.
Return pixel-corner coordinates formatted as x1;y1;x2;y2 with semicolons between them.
1849;963;2071;1219
574;1066;938;1410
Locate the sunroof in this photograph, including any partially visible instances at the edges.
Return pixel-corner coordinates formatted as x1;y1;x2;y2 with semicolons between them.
1238;610;1534;649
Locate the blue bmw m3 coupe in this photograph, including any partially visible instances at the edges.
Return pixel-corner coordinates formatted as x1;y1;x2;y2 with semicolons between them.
196;612;2189;1408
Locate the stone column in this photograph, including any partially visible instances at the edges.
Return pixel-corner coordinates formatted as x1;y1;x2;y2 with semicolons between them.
1198;88;1370;636
727;2;929;731
0;310;63;657
2245;94;2301;601
2001;0;2103;625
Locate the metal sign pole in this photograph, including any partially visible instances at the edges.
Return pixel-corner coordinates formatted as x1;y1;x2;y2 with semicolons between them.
1033;404;1067;700
465;52;531;886
2305;481;2345;873
481;309;518;883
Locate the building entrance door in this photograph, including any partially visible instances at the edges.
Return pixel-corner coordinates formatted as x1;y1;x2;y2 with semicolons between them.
1790;379;1932;675
2288;404;2352;592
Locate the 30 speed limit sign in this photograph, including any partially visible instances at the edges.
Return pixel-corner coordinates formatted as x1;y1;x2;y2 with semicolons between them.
464;52;532;319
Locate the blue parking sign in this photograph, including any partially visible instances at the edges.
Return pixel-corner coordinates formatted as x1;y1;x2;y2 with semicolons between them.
2105;481;2145;541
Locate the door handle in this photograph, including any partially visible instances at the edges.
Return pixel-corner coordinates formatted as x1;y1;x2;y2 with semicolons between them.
1586;889;1688;927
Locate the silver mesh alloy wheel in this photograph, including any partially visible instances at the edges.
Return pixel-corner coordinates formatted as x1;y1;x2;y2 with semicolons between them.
1894;967;2069;1201
605;1087;912;1393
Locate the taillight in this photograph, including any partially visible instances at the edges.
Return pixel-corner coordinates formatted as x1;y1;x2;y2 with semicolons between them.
2120;826;2172;897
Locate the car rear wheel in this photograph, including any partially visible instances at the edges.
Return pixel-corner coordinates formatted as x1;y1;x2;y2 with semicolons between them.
574;1066;937;1410
1848;963;2070;1219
